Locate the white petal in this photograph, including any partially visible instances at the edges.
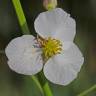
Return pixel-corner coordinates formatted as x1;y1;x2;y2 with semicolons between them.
8;53;43;75
44;43;84;85
53;17;76;42
34;8;76;42
5;35;35;60
62;43;83;59
5;35;43;75
62;41;73;50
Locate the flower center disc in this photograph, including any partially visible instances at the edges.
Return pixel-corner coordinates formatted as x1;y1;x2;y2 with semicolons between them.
38;37;62;60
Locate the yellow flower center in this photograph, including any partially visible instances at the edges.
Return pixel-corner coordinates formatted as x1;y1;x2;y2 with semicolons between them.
38;37;62;60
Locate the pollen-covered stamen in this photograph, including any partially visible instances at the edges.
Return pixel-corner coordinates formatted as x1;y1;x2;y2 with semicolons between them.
38;37;62;60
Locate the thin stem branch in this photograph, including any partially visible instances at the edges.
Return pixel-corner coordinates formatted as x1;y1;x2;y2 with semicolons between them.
78;84;96;96
31;76;44;96
11;0;53;96
43;82;53;96
38;72;53;96
12;0;44;95
12;0;30;34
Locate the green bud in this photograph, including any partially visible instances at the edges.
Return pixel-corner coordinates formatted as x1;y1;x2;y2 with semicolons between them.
43;0;57;10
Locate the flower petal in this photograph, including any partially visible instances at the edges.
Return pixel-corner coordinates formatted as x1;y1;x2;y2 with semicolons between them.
8;53;43;75
62;41;73;50
44;43;84;85
5;35;35;60
34;8;76;42
5;35;43;75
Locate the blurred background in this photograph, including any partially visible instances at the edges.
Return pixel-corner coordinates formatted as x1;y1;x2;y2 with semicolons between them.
0;0;96;96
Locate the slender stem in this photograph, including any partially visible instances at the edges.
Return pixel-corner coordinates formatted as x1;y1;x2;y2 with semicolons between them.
31;76;53;96
12;0;44;94
12;0;30;34
78;84;96;96
31;76;44;96
38;72;53;96
12;0;44;95
12;0;53;96
43;82;53;96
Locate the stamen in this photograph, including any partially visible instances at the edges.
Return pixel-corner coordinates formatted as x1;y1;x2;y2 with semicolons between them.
37;37;62;60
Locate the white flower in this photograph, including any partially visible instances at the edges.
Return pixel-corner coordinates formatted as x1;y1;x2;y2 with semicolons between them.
5;8;84;85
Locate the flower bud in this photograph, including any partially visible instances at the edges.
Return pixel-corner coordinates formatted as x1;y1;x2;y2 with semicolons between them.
43;0;57;10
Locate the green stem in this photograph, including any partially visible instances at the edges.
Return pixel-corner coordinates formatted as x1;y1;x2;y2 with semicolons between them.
38;72;53;96
43;82;53;96
12;0;53;96
12;0;44;94
12;0;30;34
31;76;44;96
78;84;96;96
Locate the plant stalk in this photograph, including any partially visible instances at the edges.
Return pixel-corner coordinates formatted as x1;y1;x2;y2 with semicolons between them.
78;84;96;96
12;0;53;96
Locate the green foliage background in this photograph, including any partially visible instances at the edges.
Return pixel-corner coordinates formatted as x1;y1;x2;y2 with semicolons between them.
0;0;96;96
